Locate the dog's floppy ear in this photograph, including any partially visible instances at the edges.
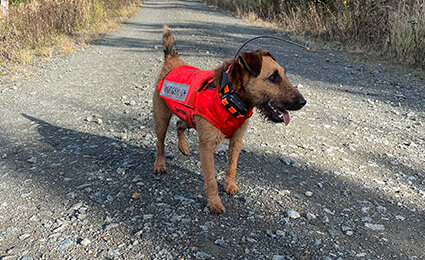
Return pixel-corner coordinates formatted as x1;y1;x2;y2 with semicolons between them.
259;50;276;61
238;52;262;77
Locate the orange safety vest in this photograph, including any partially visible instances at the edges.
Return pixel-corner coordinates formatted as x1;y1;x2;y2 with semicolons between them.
158;65;253;136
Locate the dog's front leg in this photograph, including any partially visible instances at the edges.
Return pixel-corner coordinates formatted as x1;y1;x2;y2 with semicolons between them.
225;121;249;195
199;139;225;213
195;116;226;214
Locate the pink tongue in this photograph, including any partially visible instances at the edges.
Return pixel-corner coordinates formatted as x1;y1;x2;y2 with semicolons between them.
279;110;290;126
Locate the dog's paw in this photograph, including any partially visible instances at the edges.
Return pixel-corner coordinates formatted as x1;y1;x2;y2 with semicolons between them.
178;141;190;156
154;162;167;174
207;197;226;214
224;182;239;195
154;166;167;174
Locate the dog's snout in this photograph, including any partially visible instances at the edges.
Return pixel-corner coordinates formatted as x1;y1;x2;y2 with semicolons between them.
287;97;306;110
298;97;307;108
284;97;306;110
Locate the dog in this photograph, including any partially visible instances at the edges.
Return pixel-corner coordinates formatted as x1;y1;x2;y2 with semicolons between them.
152;25;306;214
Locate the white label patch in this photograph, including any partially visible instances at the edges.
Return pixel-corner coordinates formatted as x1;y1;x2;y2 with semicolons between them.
160;80;190;102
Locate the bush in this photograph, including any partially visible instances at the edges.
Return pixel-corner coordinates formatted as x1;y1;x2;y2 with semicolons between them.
0;0;141;64
202;0;425;68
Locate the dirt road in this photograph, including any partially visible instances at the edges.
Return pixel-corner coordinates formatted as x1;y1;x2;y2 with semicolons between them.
0;0;424;259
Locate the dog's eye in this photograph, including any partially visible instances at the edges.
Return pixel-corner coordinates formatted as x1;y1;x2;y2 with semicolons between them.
268;74;277;82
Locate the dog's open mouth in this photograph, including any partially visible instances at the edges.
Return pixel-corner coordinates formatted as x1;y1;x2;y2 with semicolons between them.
262;102;290;125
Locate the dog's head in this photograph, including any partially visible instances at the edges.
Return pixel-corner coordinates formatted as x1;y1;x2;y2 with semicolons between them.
222;50;306;125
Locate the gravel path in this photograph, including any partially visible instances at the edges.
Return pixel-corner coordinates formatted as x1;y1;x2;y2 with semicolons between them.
1;0;424;259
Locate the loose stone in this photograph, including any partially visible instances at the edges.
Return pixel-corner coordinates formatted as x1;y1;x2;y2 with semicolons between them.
276;230;285;236
395;215;405;221
108;248;120;257
341;226;352;232
365;223;385;231
70;202;84;211
27;157;37;164
328;228;343;237
306;213;317;220
287;210;301;219
195;251;213;259
79;238;91;246
19;233;30;240
132;193;141;199
322;216;330;223
105;223;119;230
214;238;228;248
143;214;154;220
58;238;73;251
376;205;387;213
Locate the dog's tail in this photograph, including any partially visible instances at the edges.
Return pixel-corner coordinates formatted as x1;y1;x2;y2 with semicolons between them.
163;25;178;57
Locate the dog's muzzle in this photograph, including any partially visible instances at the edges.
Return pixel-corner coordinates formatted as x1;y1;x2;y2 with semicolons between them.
261;97;306;125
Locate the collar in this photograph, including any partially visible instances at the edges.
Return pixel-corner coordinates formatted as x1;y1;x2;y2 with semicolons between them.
220;66;232;94
219;66;251;118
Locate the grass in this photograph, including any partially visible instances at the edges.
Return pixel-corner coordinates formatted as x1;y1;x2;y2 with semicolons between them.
0;0;143;73
201;0;425;69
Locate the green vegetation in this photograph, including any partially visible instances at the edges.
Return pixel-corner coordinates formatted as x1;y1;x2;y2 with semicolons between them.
202;0;425;68
0;0;142;65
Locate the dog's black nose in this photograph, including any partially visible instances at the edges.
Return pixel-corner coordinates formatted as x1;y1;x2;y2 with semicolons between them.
285;98;307;110
283;97;307;110
298;98;307;108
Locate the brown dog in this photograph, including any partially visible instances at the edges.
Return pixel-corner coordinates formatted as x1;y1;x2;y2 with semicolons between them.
153;26;306;213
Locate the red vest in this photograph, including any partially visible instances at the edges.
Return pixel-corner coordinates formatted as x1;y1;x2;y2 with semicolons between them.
158;65;253;136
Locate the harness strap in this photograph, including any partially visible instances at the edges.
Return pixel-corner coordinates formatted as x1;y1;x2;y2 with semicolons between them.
198;78;215;92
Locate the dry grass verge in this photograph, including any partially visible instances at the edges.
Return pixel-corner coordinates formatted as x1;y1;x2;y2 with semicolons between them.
201;0;425;69
0;0;143;72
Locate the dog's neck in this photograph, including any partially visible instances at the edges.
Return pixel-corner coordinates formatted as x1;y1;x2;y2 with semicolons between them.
214;64;251;118
213;60;245;98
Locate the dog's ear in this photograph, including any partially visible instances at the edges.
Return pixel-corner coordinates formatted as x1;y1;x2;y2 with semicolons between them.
238;52;262;77
259;50;276;61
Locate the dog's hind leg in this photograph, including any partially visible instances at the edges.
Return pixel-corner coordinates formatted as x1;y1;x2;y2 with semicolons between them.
153;89;173;174
176;120;190;156
224;121;249;195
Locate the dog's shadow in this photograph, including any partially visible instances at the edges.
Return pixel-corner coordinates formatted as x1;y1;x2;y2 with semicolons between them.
15;113;287;211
